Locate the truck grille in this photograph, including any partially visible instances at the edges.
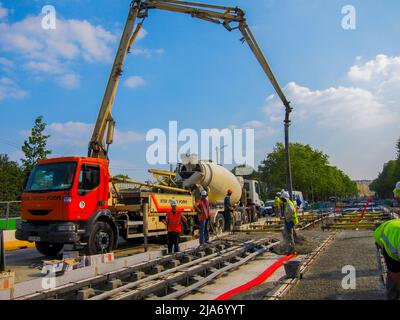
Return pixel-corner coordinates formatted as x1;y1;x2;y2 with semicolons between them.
28;209;52;216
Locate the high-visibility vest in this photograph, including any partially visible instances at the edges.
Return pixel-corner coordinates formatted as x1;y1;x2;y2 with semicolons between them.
374;219;400;262
167;211;183;233
274;196;282;208
393;188;400;198
285;199;299;225
196;199;209;222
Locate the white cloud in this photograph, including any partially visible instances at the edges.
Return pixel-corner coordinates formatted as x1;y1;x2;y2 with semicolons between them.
261;54;400;179
264;82;395;130
0;14;117;90
57;73;80;89
123;76;145;89
0;2;8;19
43;121;145;148
0;16;116;64
0;57;13;68
348;54;400;83
0;77;29;101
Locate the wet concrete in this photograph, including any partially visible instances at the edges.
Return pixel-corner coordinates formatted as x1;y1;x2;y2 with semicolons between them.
285;230;386;300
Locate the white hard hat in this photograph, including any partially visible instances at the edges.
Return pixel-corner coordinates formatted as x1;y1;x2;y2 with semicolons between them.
201;190;208;197
170;199;177;206
396;181;400;189
276;192;281;196
281;191;290;200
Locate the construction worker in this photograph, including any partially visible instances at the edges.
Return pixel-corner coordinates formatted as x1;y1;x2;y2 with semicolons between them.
195;190;210;246
164;199;187;254
224;189;234;232
374;219;400;299
281;191;299;254
394;181;400;207
274;192;282;217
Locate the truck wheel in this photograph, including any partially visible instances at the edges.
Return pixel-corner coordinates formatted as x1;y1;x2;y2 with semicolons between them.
85;221;115;255
35;242;64;256
213;213;225;234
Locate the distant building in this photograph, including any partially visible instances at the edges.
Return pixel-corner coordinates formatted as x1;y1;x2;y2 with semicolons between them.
353;180;375;197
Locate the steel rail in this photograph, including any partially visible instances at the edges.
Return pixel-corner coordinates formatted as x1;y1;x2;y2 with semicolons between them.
93;239;275;300
18;239;237;300
90;240;260;300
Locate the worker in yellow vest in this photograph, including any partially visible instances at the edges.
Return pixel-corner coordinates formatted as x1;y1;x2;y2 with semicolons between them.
274;192;282;217
394;181;400;207
281;191;299;254
374;219;400;299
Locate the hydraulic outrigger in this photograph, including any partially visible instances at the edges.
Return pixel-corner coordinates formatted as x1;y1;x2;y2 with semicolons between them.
88;0;294;196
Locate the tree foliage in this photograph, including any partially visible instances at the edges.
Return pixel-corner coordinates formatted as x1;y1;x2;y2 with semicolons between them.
370;137;400;198
397;137;400;161
0;155;24;201
21;116;51;173
370;160;400;198
258;143;358;201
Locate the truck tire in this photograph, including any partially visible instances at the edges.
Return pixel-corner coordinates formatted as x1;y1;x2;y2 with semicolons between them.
85;221;116;255
35;242;64;256
213;213;225;234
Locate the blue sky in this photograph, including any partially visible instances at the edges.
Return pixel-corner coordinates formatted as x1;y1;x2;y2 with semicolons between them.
0;0;399;181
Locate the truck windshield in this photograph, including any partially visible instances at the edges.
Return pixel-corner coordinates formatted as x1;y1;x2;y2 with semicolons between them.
24;162;77;192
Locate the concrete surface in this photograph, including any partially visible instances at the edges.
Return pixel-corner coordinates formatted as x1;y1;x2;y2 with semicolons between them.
285;230;386;300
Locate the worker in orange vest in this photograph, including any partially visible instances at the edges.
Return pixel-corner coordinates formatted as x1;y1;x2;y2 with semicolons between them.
163;199;187;254
195;190;210;246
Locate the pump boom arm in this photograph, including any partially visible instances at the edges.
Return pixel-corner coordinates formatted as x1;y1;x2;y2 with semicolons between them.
88;0;293;195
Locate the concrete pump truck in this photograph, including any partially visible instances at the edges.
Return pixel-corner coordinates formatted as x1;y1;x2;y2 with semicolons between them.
16;0;292;256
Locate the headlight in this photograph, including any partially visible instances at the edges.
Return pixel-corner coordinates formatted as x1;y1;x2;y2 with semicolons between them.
57;224;76;232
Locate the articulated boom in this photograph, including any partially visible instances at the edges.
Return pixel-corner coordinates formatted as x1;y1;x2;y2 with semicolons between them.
88;0;292;169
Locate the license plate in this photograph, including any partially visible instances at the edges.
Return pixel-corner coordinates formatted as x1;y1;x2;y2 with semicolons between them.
28;236;40;242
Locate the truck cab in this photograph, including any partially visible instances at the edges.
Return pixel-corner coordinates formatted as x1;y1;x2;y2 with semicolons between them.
243;179;263;220
16;157;115;256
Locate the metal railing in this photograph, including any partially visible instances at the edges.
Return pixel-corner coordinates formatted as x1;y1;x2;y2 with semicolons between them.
0;201;21;230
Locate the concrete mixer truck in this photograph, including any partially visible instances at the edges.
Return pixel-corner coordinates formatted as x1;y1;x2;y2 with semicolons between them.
176;154;264;233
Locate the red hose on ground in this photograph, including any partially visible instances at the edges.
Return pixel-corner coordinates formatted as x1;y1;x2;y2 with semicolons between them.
352;196;372;223
214;254;296;300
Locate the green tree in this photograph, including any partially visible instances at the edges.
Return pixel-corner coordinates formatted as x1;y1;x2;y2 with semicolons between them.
0;155;24;201
370;137;400;198
397;137;400;161
258;143;358;201
21;116;51;174
370;160;400;198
